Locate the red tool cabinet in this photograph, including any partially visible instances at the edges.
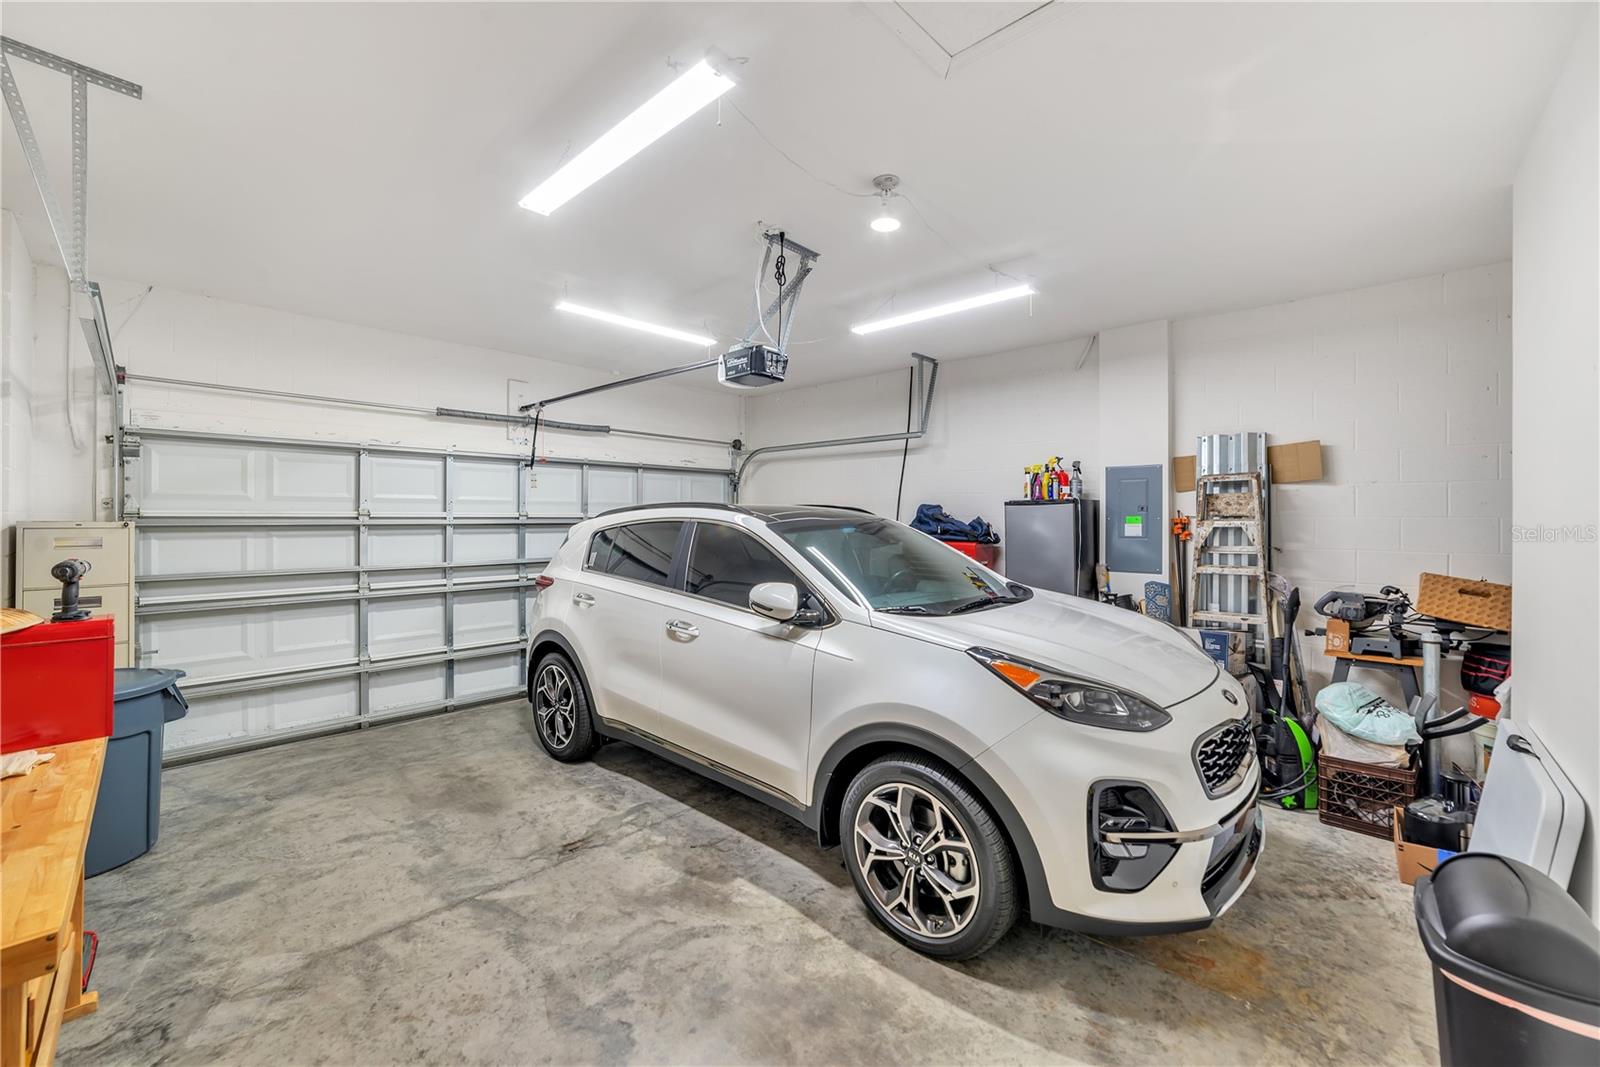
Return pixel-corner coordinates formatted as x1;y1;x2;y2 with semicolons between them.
1;617;115;753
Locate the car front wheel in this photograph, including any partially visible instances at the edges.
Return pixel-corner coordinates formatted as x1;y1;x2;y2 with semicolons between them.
840;754;1018;959
530;651;599;762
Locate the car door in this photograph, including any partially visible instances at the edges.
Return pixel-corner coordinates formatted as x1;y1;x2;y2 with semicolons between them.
654;520;823;805
566;519;687;736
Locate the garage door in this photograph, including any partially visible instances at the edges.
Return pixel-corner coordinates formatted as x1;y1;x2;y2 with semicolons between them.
127;429;729;760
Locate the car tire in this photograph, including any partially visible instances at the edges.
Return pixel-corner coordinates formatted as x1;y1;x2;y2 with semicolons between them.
840;753;1018;960
529;651;599;762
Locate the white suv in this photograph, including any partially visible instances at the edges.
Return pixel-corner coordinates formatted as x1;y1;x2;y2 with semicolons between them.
525;504;1262;958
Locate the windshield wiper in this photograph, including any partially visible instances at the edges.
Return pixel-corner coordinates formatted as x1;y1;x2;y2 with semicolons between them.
947;595;1028;615
876;605;935;614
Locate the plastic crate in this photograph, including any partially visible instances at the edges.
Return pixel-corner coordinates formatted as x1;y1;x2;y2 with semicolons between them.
1317;753;1419;839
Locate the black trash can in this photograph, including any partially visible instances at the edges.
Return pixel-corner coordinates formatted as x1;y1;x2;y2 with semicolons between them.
85;668;189;877
1415;852;1600;1066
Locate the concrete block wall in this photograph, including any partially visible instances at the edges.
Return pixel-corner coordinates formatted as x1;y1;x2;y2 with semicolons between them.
1171;263;1513;698
22;266;742;509
1;211;36;605
741;337;1101;530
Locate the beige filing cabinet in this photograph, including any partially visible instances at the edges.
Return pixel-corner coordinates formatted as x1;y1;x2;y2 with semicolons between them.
16;521;136;667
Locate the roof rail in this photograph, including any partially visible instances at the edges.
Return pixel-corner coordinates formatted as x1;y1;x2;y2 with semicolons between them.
593;501;755;519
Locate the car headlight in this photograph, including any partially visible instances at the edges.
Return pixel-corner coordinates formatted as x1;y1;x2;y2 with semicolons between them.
968;647;1172;732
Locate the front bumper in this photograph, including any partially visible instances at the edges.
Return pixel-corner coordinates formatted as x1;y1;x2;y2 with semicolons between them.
975;689;1264;934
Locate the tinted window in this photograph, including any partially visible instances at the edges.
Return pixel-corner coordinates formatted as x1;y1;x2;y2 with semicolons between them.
773;518;1012;613
685;523;798;609
587;521;683;587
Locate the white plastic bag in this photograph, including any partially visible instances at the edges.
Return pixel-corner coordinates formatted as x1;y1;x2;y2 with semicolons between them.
1314;682;1421;747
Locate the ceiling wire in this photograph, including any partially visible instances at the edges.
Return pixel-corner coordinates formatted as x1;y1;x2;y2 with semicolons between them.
899;192;1025;285
728;100;1025;289
727;101;876;200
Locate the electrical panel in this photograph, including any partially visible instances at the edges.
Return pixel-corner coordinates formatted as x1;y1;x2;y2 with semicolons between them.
1104;465;1164;575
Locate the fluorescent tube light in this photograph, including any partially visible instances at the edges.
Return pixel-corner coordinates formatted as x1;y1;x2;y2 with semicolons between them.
850;284;1035;335
555;301;715;347
520;58;736;216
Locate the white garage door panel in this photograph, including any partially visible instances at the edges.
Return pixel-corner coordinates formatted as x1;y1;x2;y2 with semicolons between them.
167;678;359;752
370;455;445;515
369;595;447;657
455;590;519;646
141;439;356;514
131;432;729;759
369;528;444;566
525;465;582;517
526;527;568;562
455;654;521;698
165;690;248;751
139;527;358;576
452;458;519;515
642;470;729;505
142;603;357;681
586;468;638;515
370;664;448;715
455;527;518;563
268;450;356;509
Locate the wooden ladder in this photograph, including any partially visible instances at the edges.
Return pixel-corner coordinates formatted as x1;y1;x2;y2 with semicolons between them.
1189;472;1270;655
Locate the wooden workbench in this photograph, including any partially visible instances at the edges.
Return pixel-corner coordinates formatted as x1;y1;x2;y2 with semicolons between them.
1;738;104;1067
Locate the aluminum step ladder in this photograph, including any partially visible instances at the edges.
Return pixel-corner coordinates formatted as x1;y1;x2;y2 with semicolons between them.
1190;472;1270;651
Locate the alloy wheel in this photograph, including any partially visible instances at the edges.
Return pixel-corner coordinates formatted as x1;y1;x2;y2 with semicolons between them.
534;663;577;749
852;781;981;939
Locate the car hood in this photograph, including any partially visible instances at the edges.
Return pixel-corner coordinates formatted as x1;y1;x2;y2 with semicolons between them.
872;589;1220;707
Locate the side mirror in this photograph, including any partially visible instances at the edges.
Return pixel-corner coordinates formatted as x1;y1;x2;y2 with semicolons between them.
750;581;800;622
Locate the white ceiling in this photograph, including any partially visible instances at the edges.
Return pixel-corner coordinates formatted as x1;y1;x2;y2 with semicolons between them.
1;2;1584;391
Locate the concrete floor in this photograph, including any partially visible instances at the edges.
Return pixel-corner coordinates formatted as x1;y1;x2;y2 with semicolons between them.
61;700;1440;1065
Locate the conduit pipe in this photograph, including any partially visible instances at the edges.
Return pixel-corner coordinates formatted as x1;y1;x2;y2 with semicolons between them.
731;353;937;497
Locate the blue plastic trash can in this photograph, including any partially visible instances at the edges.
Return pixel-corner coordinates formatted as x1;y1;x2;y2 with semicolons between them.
85;668;188;877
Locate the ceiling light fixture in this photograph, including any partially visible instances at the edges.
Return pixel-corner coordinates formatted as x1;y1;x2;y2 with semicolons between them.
555;300;715;346
519;53;737;216
850;283;1035;335
869;174;902;233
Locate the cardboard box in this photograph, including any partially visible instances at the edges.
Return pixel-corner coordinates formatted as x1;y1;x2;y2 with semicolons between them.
1189;627;1249;676
1171;439;1323;492
1393;806;1457;886
1417;572;1512;631
1265;439;1325;484
1324;617;1351;655
1173;455;1197;494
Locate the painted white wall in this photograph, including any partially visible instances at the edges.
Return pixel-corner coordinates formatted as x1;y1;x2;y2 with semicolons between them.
1098;321;1171;595
2;213;112;605
1;210;38;604
741;337;1100;529
20;268;741;513
1172;262;1515;702
1510;12;1598;917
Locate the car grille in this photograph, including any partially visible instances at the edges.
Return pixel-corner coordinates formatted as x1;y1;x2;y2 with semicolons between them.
1194;717;1254;798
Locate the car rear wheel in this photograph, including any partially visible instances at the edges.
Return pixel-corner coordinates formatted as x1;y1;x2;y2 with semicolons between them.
531;652;599;762
840;754;1018;959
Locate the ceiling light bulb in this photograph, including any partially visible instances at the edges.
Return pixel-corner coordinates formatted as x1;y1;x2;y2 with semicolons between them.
850;283;1035;335
868;173;902;234
555;301;715;346
520;55;736;216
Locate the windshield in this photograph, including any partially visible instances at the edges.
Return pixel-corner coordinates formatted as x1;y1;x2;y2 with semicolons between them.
771;517;1022;614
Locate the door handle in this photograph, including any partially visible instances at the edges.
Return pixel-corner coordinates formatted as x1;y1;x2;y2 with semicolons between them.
666;619;699;640
573;592;596;605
